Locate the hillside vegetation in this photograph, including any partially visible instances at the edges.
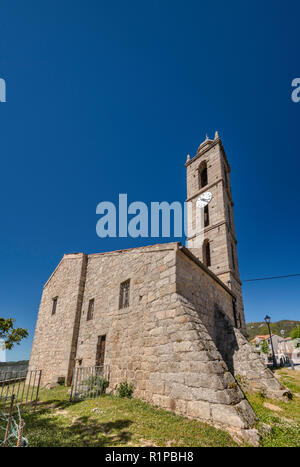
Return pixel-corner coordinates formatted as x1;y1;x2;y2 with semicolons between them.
246;320;300;340
0;360;29;368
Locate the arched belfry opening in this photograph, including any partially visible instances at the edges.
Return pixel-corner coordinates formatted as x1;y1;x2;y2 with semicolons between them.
198;161;208;189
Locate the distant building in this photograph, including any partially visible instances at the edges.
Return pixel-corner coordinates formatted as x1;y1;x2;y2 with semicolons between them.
278;337;300;362
250;334;281;354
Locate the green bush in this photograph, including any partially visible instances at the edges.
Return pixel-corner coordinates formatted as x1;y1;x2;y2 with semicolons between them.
260;339;269;354
290;326;300;340
83;375;109;395
117;381;134;398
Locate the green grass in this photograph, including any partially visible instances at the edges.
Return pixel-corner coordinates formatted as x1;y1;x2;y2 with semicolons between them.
277;369;300;394
15;369;300;447
21;387;237;447
246;369;300;447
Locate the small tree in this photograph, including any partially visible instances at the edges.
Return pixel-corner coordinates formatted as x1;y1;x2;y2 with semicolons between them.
290;326;300;340
0;318;28;350
260;339;269;354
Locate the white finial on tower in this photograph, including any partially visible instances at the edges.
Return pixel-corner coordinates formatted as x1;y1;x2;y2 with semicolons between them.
186;154;190;163
205;134;209;140
214;130;219;140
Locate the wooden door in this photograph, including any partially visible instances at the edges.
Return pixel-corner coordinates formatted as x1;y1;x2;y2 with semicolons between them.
96;335;106;367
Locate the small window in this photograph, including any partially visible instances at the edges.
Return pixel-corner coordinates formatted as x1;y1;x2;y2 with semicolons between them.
203;240;211;267
231;244;235;270
232;300;238;328
238;313;242;329
204;205;209;227
51;297;58;315
87;298;94;321
119;279;130;309
228;205;231;227
205;242;211;267
224;164;228;188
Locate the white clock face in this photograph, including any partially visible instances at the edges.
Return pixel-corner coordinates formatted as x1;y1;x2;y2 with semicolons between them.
196;191;213;208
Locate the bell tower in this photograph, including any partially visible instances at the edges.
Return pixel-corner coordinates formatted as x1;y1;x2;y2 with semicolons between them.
185;132;246;333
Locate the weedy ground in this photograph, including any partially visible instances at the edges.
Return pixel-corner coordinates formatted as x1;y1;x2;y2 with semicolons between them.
20;369;300;447
247;368;300;447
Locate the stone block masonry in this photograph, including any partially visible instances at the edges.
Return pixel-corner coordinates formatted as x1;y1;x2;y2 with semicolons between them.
29;253;87;385
29;242;285;444
185;134;246;334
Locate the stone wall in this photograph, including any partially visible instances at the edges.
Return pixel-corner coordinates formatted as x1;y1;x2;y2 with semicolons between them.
28;253;87;385
75;244;258;443
75;244;178;385
212;311;285;398
176;249;285;400
29;242;284;443
0;361;29;380
176;247;236;329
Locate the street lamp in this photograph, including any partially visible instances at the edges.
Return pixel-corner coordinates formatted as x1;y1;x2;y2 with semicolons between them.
264;315;277;367
280;329;287;365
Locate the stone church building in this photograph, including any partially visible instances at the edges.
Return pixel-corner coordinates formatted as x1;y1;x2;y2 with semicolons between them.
29;133;285;442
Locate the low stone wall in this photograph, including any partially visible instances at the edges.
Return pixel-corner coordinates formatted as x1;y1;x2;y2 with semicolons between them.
0;361;29;380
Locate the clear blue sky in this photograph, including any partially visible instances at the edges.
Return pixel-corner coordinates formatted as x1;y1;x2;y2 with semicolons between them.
0;0;299;361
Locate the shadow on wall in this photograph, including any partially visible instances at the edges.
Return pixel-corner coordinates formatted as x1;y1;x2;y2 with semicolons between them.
212;304;239;375
205;304;286;400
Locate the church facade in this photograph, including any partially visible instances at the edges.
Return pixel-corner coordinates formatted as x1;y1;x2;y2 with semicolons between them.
29;134;284;443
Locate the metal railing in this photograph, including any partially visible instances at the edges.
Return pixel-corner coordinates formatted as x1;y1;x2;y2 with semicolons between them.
70;365;109;401
0;369;42;410
0;394;27;447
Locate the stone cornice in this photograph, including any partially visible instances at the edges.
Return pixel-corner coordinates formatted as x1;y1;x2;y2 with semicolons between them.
88;243;178;258
186;219;238;244
186;177;233;204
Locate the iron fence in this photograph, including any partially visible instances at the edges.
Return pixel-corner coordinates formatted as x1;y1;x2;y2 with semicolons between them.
0;394;27;447
0;369;42;410
70;365;109;401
